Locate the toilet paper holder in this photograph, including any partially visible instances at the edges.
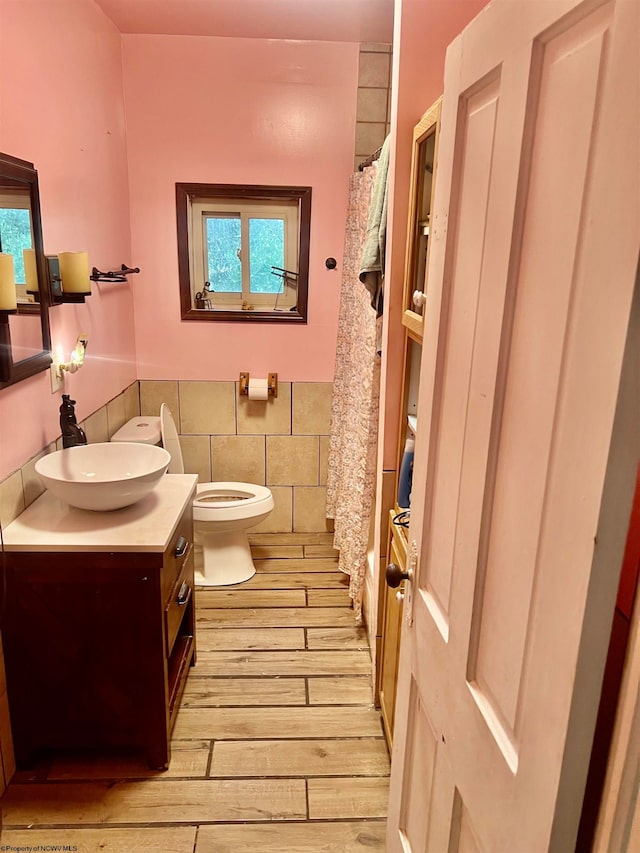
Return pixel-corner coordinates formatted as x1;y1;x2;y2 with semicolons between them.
239;372;278;398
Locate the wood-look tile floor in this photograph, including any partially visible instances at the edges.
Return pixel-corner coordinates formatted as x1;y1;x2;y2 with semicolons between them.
0;534;389;851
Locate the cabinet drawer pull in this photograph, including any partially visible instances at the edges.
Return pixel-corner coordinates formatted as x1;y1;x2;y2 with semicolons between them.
177;581;191;606
174;536;189;559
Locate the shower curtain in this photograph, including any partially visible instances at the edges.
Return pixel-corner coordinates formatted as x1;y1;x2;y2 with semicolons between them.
326;164;381;623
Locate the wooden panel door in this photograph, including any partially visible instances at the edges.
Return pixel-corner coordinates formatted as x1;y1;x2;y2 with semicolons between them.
387;0;640;849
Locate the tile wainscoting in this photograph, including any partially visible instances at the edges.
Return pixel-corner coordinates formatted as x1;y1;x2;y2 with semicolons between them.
139;380;335;535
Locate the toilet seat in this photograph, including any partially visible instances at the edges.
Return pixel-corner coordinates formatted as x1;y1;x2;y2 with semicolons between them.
193;482;273;523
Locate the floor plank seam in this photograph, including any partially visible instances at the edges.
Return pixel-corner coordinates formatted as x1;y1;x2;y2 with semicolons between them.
3;818;389;830
170;736;386;743
12;772;391;785
205;740;215;777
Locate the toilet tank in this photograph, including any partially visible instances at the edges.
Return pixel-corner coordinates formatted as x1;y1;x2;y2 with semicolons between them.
111;416;161;445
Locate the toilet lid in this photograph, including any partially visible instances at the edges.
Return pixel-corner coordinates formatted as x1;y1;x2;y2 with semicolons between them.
160;403;185;474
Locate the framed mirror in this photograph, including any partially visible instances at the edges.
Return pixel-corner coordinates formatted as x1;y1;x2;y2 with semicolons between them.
176;183;311;324
0;153;52;387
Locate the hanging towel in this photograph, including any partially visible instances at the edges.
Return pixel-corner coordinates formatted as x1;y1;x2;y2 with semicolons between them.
359;134;391;319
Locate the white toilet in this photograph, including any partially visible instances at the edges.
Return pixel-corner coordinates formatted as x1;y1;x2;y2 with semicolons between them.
111;405;273;586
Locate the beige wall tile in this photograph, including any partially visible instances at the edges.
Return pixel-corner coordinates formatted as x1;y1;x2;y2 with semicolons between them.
238;382;291;435
293;486;331;533
106;394;127;438
180;381;236;435
211;435;265;485
292;383;333;435
124;382;140;420
21;446;53;507
0;470;25;527
267;436;319;486
358;51;390;87
319;436;329;486
82;406;109;445
357;88;388;123
251;486;292;533
180;435;211;482
355;122;386;157
360;42;392;52
140;380;179;419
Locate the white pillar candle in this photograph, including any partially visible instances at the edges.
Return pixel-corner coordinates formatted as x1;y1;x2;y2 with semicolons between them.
23;248;38;292
58;251;91;294
0;253;17;311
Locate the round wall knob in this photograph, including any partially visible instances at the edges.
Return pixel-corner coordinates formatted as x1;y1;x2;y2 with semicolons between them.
386;562;412;588
413;290;427;308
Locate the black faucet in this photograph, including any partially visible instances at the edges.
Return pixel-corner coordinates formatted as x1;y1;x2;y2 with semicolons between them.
60;394;87;448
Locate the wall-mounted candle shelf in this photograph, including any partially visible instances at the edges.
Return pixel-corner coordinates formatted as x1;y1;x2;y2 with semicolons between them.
90;264;140;283
47;256;92;305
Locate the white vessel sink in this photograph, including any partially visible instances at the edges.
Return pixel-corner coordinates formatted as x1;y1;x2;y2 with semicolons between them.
35;442;171;511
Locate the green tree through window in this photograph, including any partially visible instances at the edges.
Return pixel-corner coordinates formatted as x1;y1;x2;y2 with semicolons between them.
0;208;32;282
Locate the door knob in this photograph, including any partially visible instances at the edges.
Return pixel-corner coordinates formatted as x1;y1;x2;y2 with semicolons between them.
412;290;426;309
386;562;413;588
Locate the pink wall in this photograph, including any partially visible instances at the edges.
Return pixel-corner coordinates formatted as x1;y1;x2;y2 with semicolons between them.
0;0;136;479
122;35;358;382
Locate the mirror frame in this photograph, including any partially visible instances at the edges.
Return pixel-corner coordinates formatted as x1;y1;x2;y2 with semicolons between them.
176;183;311;324
401;97;442;342
0;153;52;388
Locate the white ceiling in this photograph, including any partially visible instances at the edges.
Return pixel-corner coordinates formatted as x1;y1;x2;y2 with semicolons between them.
94;0;394;44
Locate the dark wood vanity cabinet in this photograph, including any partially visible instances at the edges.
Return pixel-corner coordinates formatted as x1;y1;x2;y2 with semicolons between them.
2;502;196;770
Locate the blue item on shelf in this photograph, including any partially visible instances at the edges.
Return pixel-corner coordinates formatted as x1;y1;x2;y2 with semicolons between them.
397;437;414;509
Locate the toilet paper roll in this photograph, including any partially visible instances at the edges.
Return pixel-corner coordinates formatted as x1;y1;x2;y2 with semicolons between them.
248;377;269;400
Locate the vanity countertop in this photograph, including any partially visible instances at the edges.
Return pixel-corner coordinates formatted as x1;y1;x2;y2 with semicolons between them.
2;474;197;553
